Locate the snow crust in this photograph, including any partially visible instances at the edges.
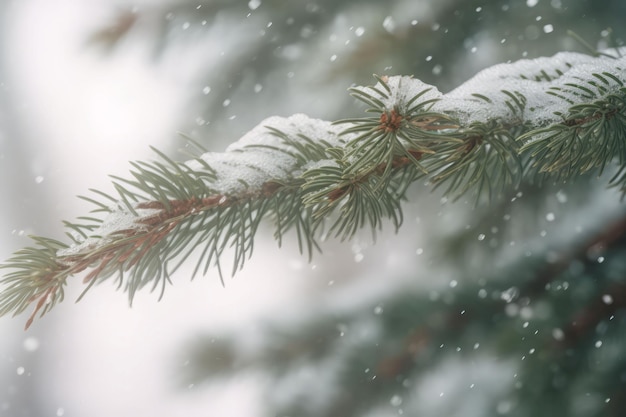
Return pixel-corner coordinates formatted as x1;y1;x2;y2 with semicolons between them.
353;50;626;127
352;75;443;112
186;114;346;194
57;207;161;257
436;50;626;125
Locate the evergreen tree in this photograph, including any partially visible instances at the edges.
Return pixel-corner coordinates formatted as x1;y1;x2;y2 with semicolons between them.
2;1;626;416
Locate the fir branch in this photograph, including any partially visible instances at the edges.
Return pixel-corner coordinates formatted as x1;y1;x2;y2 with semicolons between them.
2;48;626;328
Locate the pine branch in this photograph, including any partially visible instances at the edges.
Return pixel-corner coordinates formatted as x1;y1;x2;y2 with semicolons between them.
2;48;626;328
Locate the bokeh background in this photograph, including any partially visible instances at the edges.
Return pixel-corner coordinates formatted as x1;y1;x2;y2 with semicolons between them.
1;0;626;416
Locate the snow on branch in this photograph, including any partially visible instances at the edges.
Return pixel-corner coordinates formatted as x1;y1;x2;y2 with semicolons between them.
186;114;348;194
2;48;626;328
439;49;626;126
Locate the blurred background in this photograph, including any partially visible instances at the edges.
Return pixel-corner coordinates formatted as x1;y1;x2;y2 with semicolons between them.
1;0;626;416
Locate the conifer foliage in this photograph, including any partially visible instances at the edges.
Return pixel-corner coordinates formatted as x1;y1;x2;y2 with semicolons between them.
1;48;626;329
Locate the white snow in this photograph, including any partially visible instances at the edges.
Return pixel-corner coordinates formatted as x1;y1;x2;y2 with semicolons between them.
435;49;626;125
352;50;625;128
186;114;346;194
57;206;161;257
351;75;443;113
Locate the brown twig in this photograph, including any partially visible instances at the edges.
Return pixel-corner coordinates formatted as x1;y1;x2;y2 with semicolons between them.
521;213;626;298
559;282;626;347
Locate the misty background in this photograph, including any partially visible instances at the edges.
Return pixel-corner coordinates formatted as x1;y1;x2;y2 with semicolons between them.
1;0;625;416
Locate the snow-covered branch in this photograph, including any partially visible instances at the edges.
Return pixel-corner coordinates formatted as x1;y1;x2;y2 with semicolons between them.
2;48;626;328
